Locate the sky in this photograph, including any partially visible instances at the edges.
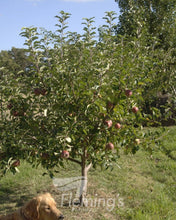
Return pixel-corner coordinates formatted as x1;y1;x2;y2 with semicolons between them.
0;0;119;51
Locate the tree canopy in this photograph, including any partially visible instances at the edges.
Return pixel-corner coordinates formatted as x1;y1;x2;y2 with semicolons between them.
0;47;31;75
0;9;175;204
115;0;176;49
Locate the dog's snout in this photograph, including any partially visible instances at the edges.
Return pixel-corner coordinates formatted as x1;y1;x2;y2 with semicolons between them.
58;214;64;220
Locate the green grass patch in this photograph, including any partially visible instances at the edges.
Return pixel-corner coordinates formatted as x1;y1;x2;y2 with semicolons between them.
0;127;176;219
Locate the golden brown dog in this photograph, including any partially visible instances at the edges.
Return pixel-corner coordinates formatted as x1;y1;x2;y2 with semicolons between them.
0;193;64;220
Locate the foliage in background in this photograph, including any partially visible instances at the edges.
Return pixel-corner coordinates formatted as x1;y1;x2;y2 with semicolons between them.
0;47;32;76
115;0;176;124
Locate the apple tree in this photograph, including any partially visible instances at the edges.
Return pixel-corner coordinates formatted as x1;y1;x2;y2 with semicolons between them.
0;11;163;204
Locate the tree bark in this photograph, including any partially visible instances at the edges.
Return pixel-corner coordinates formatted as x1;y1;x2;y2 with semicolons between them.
77;145;92;205
79;162;92;206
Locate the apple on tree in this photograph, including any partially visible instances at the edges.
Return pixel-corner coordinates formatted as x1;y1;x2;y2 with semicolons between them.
12;159;20;167
115;123;121;129
104;120;113;128
132;106;139;113
106;142;114;150
125;89;132;97
61;150;69;158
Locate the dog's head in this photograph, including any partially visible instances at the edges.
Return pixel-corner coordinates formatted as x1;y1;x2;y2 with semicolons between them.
21;193;64;220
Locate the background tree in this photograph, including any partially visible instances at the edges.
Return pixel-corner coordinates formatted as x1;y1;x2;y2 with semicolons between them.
0;47;32;76
115;0;176;45
115;0;176;125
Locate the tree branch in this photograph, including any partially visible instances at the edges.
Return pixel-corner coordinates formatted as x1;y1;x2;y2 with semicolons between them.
68;157;82;165
86;162;92;172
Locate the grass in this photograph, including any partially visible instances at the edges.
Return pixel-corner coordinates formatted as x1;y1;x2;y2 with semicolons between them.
0;126;176;219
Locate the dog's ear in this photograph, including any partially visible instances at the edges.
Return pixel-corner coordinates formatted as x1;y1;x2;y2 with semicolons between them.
22;197;40;220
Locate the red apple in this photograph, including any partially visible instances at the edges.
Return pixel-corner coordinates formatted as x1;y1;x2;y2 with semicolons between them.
125;90;132;97
12;159;20;167
106;143;114;150
104;120;113;128
61;150;69;159
132;106;139;113
115;123;121;129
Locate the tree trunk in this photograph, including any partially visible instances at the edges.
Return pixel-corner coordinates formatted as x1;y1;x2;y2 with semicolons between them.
79;162;92;206
78;146;92;206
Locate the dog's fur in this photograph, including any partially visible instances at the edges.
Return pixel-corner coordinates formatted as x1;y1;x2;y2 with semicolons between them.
0;193;64;220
